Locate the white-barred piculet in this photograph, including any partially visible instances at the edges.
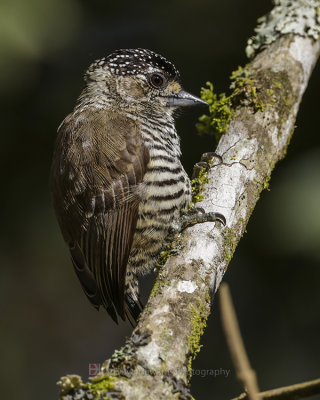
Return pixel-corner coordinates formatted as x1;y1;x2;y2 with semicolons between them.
50;48;215;325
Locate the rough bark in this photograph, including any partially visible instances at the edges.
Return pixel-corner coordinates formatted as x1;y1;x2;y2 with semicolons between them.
58;2;320;399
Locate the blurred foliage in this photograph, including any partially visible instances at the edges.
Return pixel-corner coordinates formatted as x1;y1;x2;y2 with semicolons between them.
0;0;82;93
0;1;319;400
259;149;320;261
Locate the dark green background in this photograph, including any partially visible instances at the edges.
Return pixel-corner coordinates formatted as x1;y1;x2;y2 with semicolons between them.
1;1;320;399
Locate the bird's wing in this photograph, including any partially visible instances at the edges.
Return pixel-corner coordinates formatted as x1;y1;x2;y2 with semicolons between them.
51;110;149;322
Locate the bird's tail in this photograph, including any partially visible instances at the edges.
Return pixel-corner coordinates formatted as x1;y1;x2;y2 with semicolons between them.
124;292;144;327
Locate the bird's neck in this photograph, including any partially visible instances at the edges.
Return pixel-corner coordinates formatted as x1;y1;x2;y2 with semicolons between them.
127;111;181;157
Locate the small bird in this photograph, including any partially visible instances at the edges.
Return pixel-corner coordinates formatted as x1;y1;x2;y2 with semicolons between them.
51;48;212;325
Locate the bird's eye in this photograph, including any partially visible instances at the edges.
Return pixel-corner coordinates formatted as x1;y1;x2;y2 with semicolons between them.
149;73;165;88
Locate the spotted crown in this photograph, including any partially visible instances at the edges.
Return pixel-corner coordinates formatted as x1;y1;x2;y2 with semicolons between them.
87;48;180;80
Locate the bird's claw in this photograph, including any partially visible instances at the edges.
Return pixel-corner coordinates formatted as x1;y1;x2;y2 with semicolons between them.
201;152;223;164
206;212;226;226
173;210;226;233
192;162;208;179
192;153;223;179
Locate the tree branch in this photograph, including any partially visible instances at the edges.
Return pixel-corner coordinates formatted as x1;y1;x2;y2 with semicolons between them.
58;1;320;399
219;283;259;400
220;285;320;400
233;377;320;400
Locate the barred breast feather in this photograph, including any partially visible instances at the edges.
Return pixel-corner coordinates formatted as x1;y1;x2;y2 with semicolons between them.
127;115;191;276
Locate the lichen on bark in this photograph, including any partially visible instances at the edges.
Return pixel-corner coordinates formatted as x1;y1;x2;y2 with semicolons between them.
246;0;320;57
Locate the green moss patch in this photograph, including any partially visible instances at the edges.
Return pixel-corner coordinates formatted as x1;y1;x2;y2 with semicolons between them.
196;64;294;142
186;297;209;376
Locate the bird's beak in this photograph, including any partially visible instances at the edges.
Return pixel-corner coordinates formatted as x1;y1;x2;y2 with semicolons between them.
167;90;208;107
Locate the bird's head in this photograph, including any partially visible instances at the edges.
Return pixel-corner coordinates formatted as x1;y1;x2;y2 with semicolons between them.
81;48;207;116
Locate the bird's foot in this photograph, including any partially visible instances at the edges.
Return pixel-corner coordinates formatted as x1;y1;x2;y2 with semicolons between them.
192;152;223;179
169;207;226;238
179;208;226;231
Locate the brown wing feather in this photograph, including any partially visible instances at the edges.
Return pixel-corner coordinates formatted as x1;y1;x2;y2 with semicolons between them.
50;109;149;322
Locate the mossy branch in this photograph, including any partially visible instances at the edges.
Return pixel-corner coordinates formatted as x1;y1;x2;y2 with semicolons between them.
58;1;320;399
